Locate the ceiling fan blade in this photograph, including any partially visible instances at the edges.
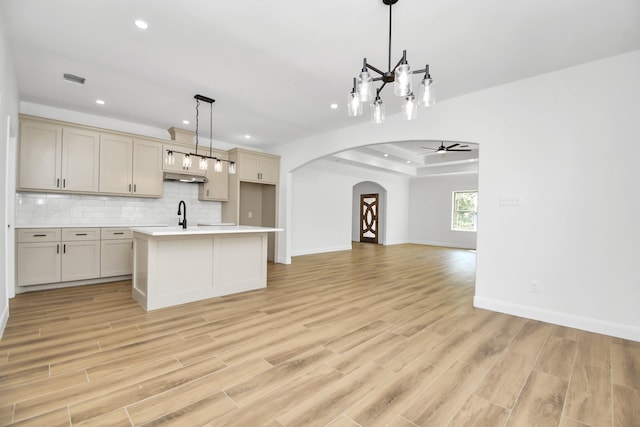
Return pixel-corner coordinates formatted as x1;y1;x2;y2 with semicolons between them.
446;143;460;149
447;148;472;152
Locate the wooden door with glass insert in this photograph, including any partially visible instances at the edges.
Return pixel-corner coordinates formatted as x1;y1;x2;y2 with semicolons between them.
360;193;379;243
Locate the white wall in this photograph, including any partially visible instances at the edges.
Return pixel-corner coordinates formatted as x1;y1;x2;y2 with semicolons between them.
352;181;386;243
291;158;409;257
0;14;20;338
409;174;478;249
273;51;640;341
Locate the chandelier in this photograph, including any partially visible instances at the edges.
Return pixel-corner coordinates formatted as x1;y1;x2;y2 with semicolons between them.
165;94;236;174
348;0;436;123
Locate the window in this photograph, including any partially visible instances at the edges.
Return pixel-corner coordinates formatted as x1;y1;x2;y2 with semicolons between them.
452;191;478;231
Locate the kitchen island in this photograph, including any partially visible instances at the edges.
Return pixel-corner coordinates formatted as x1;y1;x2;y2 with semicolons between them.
130;225;282;311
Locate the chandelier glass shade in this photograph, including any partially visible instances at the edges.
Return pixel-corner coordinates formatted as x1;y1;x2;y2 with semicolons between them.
349;0;436;123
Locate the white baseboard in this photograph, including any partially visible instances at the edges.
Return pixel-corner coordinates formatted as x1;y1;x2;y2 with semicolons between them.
0;302;8;341
291;245;352;257
410;239;476;250
474;296;640;342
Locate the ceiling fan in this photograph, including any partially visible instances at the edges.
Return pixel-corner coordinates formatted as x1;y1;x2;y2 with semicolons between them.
422;142;471;153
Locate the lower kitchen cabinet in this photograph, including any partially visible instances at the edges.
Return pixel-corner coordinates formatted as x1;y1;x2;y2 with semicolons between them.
101;228;133;277
16;227;134;289
61;240;101;282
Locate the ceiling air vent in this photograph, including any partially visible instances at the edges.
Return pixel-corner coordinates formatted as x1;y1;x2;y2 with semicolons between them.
63;73;86;85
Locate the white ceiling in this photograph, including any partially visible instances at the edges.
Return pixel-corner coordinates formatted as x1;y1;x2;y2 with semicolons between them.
2;0;639;176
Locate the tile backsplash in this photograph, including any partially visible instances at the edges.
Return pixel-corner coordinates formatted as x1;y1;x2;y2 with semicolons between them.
15;181;222;226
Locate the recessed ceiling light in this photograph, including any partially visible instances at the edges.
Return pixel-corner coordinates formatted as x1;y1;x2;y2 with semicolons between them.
135;20;148;30
244;134;251;139
182;120;189;125
383;153;389;157
96;99;105;105
406;160;411;164
330;103;338;110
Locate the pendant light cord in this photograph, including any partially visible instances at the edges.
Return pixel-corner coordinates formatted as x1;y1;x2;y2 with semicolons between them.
209;101;213;157
195;98;200;153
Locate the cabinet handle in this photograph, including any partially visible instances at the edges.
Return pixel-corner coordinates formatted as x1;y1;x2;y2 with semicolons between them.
131;241;134;249
33;234;46;237
57;178;60;188
56;244;59;254
207;189;209;197
75;233;88;236
129;184;132;192
63;179;66;188
114;232;125;235
63;244;66;253
134;184;137;192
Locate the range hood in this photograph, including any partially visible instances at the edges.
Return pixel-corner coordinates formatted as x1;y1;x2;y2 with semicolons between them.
163;172;208;183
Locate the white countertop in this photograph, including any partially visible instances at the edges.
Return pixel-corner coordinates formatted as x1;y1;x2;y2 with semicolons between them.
130;225;283;237
15;224;168;229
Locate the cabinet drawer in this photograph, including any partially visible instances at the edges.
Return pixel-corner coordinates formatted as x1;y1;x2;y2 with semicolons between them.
101;228;133;240
17;228;61;243
61;228;100;241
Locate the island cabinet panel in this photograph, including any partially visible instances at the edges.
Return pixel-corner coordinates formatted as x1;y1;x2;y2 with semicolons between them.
131;230;271;311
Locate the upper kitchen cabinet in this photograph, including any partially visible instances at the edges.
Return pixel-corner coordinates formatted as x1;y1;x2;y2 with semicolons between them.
198;150;229;202
232;149;280;184
18;118;100;192
99;133;163;197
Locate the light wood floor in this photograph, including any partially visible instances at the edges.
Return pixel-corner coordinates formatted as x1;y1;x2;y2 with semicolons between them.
1;243;639;426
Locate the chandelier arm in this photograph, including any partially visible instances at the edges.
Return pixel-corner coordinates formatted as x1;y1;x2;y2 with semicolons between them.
390;56;405;75
411;68;427;75
366;63;386;76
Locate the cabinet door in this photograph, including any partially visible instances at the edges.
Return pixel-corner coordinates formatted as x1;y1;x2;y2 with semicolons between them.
237;151;261;181
100;133;133;194
101;239;133;277
17;242;61;286
61;240;101;281
133;139;163;196
259;156;280;184
61;127;100;192
199;154;229;201
18;119;62;191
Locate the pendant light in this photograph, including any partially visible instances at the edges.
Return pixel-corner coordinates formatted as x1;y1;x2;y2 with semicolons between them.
165;94;236;174
349;0;436;123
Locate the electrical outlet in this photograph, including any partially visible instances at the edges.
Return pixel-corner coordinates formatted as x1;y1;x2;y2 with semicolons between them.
530;280;539;293
248;211;253;219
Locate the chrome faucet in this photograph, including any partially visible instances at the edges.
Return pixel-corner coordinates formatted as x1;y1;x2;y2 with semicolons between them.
177;200;187;229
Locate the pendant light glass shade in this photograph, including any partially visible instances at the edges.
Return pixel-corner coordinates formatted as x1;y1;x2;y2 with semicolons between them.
199;157;208;170
165;151;175;165
182;154;192;169
372;97;385;124
348;92;363;117
357;70;374;102
419;75;436;107
394;63;412;96
214;159;223;173
402;93;417;120
228;162;236;174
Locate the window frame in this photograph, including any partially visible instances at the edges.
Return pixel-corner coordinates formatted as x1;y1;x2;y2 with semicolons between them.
451;190;478;232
